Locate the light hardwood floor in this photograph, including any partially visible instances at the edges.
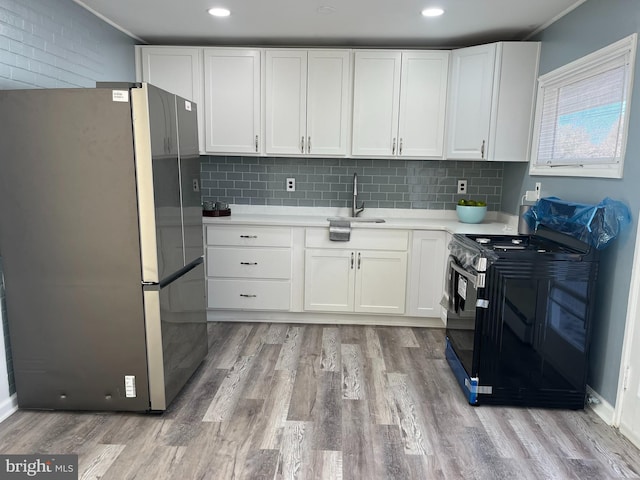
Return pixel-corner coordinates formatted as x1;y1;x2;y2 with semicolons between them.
1;322;639;479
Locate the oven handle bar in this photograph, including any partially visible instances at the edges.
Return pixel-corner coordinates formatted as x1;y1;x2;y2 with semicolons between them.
449;259;481;288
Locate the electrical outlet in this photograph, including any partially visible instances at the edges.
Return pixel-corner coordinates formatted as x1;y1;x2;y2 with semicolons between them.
192;179;199;192
286;177;296;192
457;179;468;195
525;182;542;202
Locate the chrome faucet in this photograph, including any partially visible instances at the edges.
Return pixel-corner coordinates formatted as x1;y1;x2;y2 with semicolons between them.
352;172;365;217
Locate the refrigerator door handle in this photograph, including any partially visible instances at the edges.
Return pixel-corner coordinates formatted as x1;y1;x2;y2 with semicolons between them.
158;256;203;288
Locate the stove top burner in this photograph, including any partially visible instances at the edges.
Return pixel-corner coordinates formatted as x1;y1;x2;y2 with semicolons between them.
476;237;529;250
450;227;596;273
466;233;585;255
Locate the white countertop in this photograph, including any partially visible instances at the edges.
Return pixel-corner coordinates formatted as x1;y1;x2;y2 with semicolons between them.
203;205;518;235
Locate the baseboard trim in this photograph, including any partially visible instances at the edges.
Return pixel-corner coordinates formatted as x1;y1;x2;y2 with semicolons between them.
0;394;18;424
586;385;615;425
207;310;445;328
620;423;640;450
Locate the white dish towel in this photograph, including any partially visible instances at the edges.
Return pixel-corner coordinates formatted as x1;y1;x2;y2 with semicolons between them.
329;219;351;241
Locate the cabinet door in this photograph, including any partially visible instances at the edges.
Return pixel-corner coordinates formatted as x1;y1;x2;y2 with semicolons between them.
306;50;351;156
446;43;496;160
265;50;308;155
488;42;540;162
351;51;402;156
147;85;178;160
355;251;407;314
407;231;446;317
138;47;205;153
398;51;449;158
304;249;355;312
203;49;261;154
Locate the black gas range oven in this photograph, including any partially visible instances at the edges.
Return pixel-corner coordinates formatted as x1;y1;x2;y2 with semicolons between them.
444;226;599;409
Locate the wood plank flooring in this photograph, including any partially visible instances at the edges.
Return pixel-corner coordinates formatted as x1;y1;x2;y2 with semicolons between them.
1;322;639;479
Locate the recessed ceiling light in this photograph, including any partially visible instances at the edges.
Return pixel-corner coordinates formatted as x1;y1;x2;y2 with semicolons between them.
208;7;230;17
316;6;337;15
421;7;444;17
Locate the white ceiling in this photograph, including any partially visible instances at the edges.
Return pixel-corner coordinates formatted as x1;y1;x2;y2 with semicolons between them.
74;0;587;47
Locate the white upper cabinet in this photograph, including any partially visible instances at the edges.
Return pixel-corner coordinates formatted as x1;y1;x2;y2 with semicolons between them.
203;48;261;154
398;52;450;158
265;49;351;156
446;42;540;162
445;44;495;160
265;50;307;155
352;51;401;157
352;50;449;158
306;51;352;156
137;47;205;153
136;43;537;161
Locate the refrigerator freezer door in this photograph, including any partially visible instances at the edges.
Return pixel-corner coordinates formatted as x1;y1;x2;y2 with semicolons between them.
143;258;207;410
0;88;151;411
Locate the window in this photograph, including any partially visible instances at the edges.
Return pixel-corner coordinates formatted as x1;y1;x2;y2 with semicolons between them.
530;34;637;178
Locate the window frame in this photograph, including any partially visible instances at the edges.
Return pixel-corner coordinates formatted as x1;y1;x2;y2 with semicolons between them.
529;33;637;178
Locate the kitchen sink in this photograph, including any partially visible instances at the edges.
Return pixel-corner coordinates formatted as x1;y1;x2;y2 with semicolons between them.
327;216;385;223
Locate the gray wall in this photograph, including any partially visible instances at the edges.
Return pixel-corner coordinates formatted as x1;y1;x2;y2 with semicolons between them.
0;0;136;88
501;0;640;405
0;0;137;397
202;156;504;211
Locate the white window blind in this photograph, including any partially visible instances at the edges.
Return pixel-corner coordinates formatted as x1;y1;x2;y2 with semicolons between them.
530;34;637;178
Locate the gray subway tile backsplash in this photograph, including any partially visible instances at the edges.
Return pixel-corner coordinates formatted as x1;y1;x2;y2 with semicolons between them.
201;156;504;211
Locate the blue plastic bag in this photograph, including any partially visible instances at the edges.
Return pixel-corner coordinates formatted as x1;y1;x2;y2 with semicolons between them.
523;197;631;249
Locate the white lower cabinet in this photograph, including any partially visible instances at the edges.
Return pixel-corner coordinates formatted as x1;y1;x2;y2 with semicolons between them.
304;249;407;314
204;223;449;321
205;225;292;311
304;249;355;312
207;278;290;310
407;231;446;317
304;228;408;315
355;250;408;314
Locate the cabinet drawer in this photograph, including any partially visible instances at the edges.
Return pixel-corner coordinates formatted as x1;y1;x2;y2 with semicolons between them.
207;279;291;310
206;225;292;247
207;247;291;279
305;227;408;251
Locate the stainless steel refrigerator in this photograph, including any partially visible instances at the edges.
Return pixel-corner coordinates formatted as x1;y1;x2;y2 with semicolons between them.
0;83;208;411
